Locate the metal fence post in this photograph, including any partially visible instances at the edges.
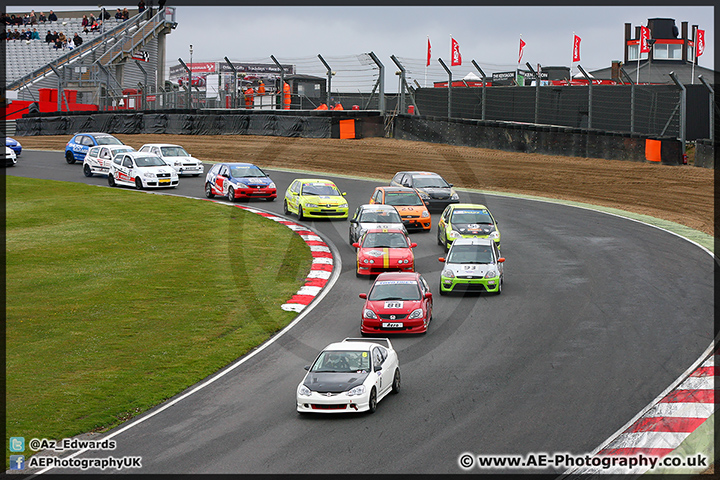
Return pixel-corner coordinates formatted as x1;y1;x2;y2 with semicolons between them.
471;60;486;121
526;62;541;124
318;54;333;107
698;75;715;141
390;55;407;114
178;58;191;109
270;55;285;109
438;58;452;118
669;71;686;149
577;65;592;129
224;57;237;109
368;51;385;114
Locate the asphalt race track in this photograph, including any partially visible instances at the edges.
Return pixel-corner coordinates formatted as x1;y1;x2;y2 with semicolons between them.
9;150;714;474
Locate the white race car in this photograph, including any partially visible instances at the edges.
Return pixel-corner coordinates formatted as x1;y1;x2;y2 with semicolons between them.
108;151;179;190
138;143;203;176
5;146;17;166
296;338;400;414
83;145;135;177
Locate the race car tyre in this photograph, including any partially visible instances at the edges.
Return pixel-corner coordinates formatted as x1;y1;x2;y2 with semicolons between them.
192;174;200;177
439;284;448;295
265;197;275;201
135;178;144;190
205;183;215;198
65;151;76;164
437;228;443;246
495;278;503;295
108;174;116;187
391;369;401;394
227;187;236;202
283;200;290;215
367;388;377;414
297;206;304;220
83;164;92;177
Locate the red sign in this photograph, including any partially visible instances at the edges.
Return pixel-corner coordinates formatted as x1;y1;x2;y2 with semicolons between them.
696;29;705;57
146;95;156;102
572;35;581;62
640;26;650;53
518;38;526;64
426;37;431;67
451;37;462;66
188;62;216;73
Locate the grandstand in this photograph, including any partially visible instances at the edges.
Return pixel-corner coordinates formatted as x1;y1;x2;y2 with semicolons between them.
5;7;177;111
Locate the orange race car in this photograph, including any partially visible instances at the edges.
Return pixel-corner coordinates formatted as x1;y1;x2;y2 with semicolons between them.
369;186;431;231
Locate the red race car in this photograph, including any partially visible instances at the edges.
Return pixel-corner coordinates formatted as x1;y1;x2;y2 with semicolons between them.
359;272;433;335
353;228;417;277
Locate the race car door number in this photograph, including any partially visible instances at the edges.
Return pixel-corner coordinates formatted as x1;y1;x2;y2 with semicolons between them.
382;322;403;328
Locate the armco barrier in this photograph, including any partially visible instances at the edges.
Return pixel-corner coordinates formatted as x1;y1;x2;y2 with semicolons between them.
392;114;683;165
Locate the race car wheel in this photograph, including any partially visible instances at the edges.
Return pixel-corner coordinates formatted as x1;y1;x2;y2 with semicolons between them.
297;205;304;220
439;284;448;296
265;197;275;202
65;151;76;164
204;183;215;198
83;164;92;177
495;277;503;295
135;178;144;190
391;369;401;394
437;228;443;246
367;388;377;414
108;174;116;187
283;200;290;215
227;187;236;202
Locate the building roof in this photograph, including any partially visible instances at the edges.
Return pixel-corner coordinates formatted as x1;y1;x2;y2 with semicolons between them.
590;61;715;85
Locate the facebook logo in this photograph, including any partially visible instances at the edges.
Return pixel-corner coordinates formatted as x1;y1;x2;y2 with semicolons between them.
9;437;25;452
10;455;25;470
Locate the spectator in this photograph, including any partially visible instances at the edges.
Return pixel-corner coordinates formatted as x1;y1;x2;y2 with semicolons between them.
38;11;46;22
159;0;166;10
89;13;96;25
73;33;83;47
122;8;129;20
11;28;20;40
100;8;110;20
90;20;102;32
81;15;88;28
22;14;31;25
138;0;146;14
115;8;123;20
48;10;57;22
57;31;66;45
31;28;40;40
29;10;37;25
45;30;53;43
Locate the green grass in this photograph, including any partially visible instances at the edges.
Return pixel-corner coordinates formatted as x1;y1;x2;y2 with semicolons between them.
5;177;311;465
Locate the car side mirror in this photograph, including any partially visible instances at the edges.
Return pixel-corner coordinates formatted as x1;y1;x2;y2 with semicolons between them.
498;257;505;263
425;292;433;299
375;365;382;372
448;183;454;187
342;192;347;196
438;257;446;263
359;293;367;299
303;365;310;371
350;219;357;223
352;243;360;248
410;243;417;248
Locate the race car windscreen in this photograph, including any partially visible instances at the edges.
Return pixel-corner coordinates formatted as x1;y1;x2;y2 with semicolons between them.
362;232;408;248
384;192;423;206
231;166;267;178
359;210;402;223
302;183;339;196
368;281;421;301
311;351;370;373
95;136;123;146
135;156;167;167
447;245;494;264
451;210;494;225
160;146;189;157
412;175;449;188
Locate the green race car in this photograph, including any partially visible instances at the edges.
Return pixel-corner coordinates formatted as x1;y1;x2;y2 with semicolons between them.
438;238;505;295
284;178;349;219
436;203;500;251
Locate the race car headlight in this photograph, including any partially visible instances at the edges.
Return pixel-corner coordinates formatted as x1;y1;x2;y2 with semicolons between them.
408;308;424;319
347;385;366;396
362;258;375;264
485;270;498;278
451;192;459;200
442;269;455;278
421;211;430;218
448;230;461;239
143;172;156;178
298;385;312;396
489;231;500;239
268;182;276;189
305;203;318;208
363;309;377;319
417;191;430;199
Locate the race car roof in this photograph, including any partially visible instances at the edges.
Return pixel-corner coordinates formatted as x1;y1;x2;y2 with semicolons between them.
449;203;490;211
450;237;494;247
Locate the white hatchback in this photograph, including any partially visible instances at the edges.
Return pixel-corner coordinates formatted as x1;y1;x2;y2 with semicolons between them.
138;143;203;176
83;145;135;177
108;151;179;190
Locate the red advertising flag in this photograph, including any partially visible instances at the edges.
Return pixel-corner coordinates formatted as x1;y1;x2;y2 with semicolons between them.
518;38;526;64
451;37;462;66
696;29;705;57
640;26;650;53
572;35;581;62
427;37;432;66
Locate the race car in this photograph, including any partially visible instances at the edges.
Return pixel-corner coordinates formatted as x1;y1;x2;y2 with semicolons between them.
204;162;276;201
348;204;406;245
359;272;433;335
438;238;505;295
107;151;179;190
65;132;124;164
5;146;17;167
82;144;135;177
284;178;348;219
437;203;501;251
353;228;417;277
369;186;431;231
390;171;459;211
6;137;22;156
296;337;400;414
139;143;204;176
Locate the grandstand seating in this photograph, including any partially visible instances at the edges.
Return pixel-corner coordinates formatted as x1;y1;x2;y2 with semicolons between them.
4;16;126;84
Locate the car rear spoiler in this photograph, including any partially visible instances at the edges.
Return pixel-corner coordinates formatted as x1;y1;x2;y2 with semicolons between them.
343;337;392;349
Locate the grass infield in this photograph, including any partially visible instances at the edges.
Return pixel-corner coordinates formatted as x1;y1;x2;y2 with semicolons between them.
5;176;311;466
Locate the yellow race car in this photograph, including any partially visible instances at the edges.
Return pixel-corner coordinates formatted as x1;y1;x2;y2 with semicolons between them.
284;178;349;219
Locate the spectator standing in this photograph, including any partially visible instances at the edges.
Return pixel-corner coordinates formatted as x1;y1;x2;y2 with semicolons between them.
138;0;146;14
48;10;57;22
101;8;110;20
159;0;166;10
